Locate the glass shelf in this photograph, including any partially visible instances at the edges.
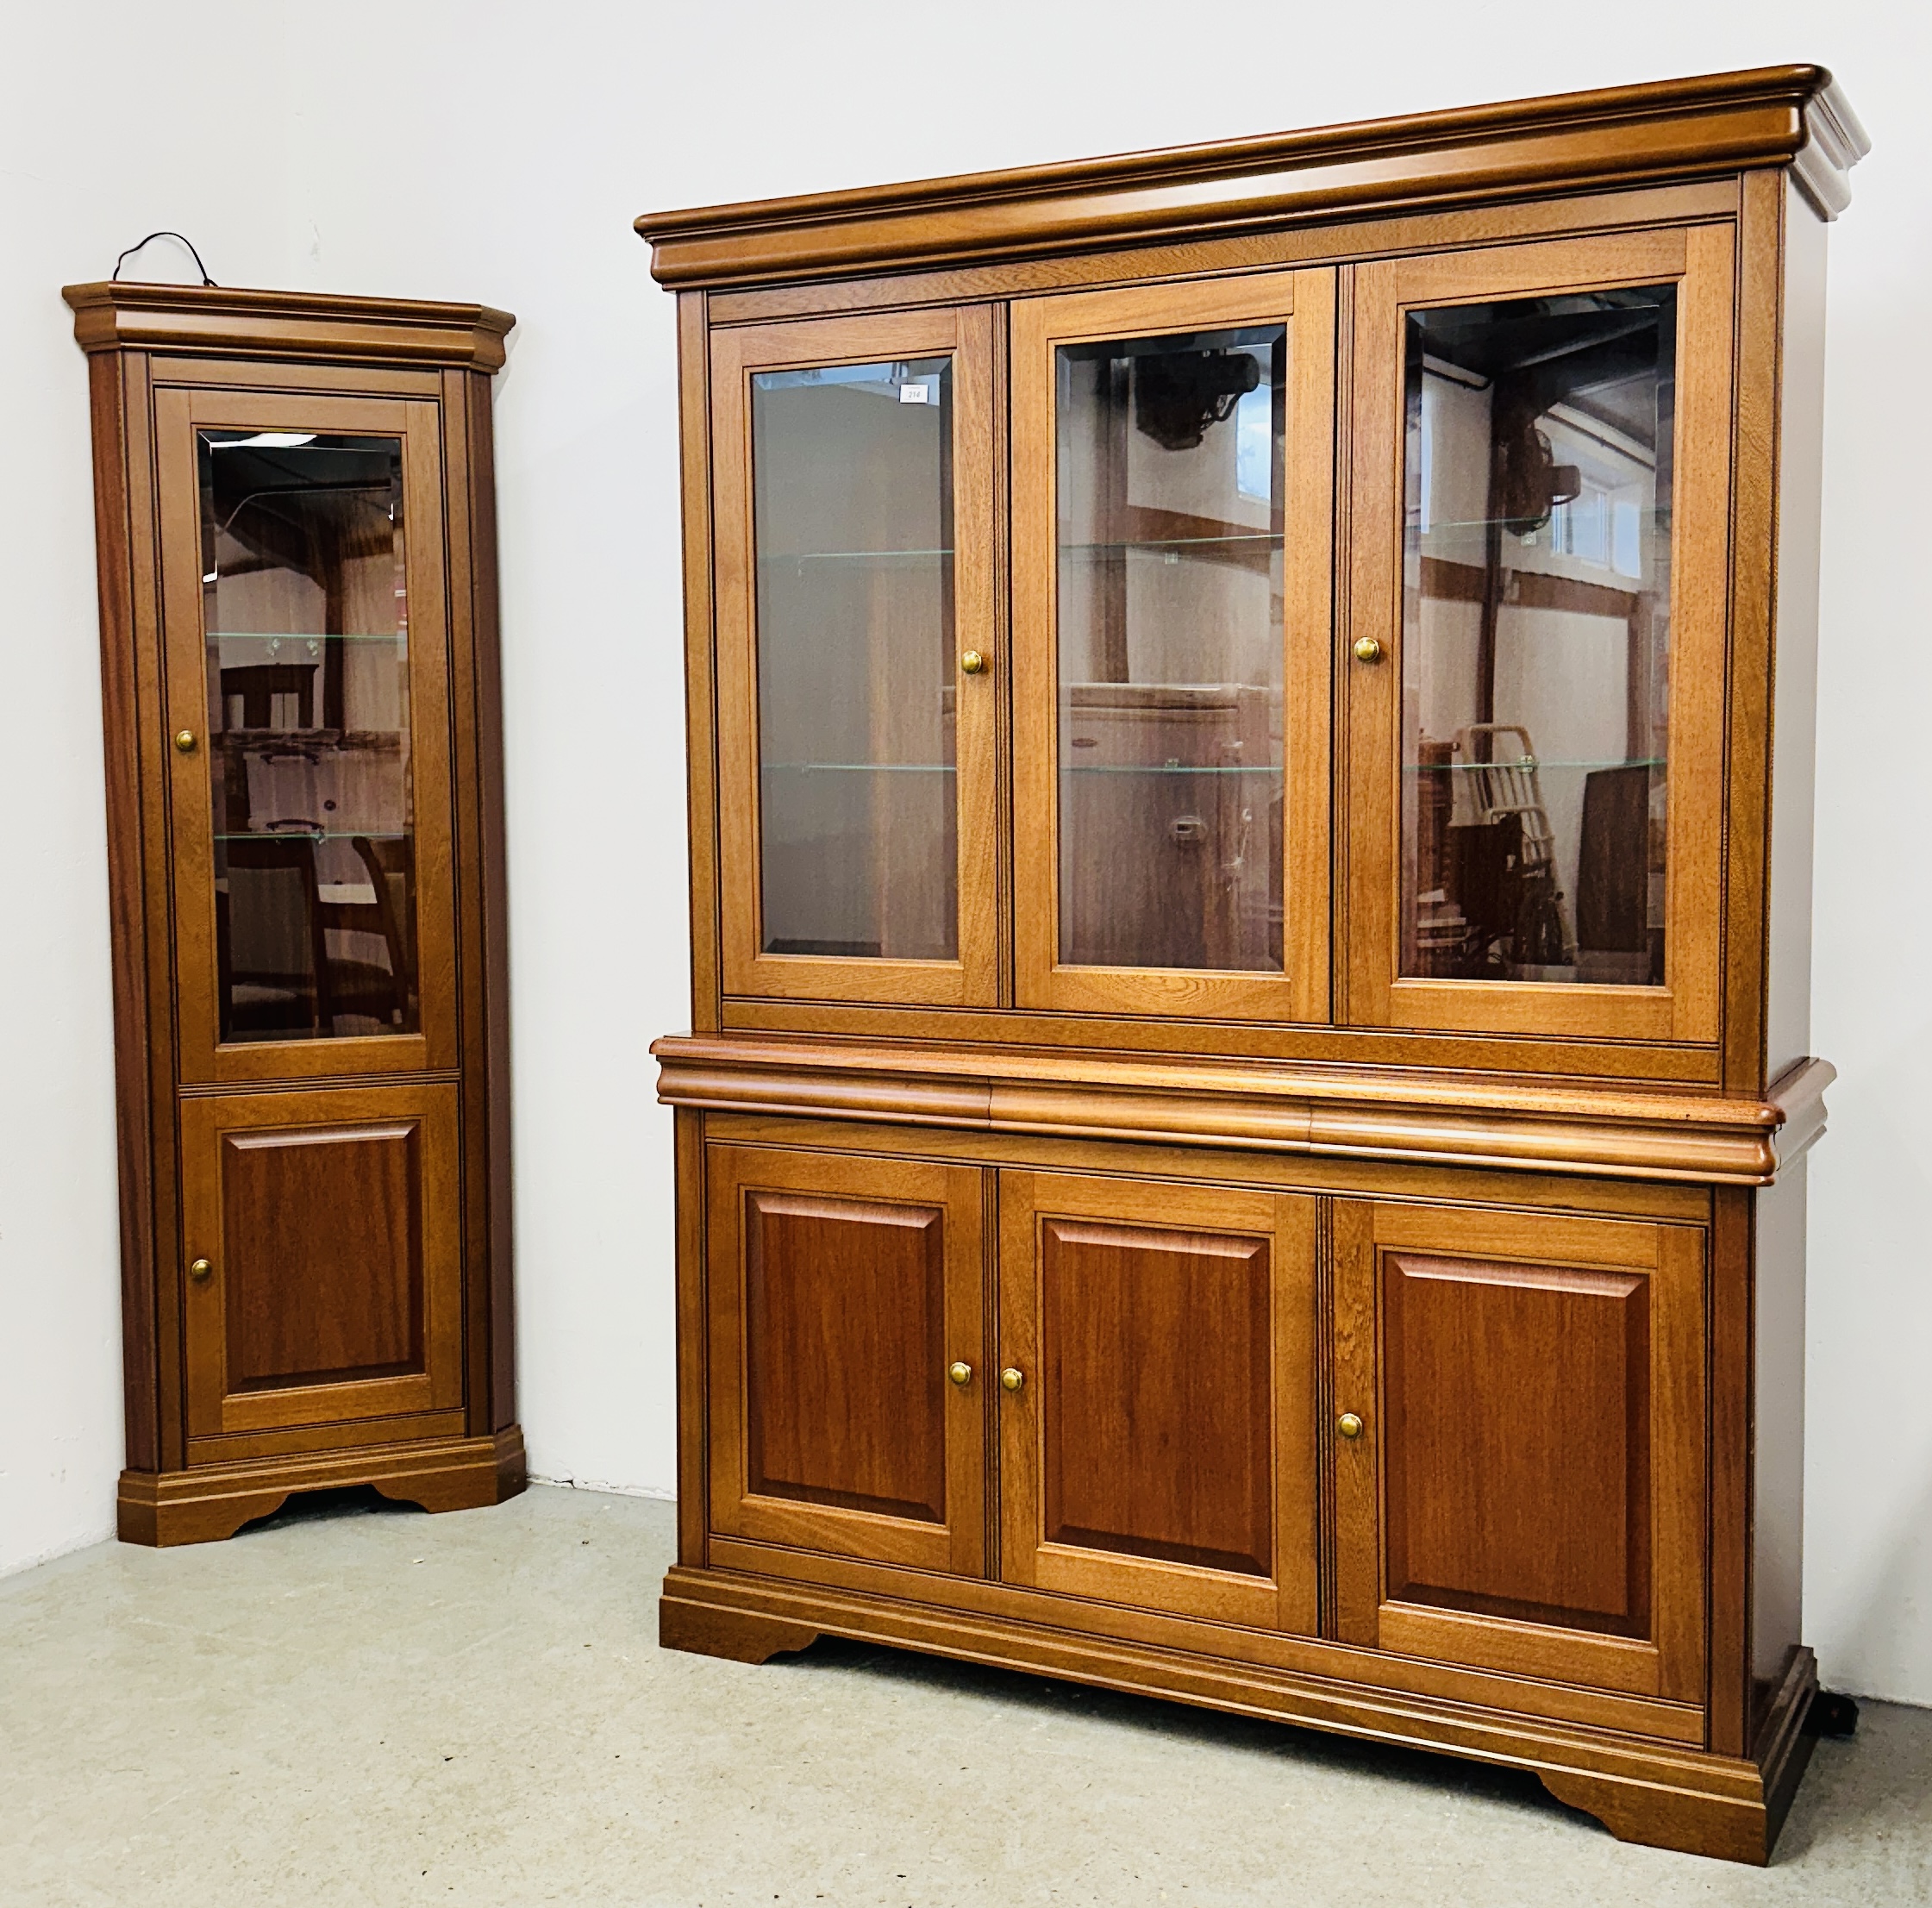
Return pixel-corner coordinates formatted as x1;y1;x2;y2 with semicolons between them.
1060;533;1281;555
215;829;409;842
1406;757;1666;774
756;548;953;568
763;762;1284;777
1060;763;1282;776
762;762;956;775
207;629;406;643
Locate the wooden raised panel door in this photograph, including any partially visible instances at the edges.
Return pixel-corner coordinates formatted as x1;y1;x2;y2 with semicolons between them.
706;1145;986;1573
1010;270;1335;1023
1332;1199;1705;1700
179;1085;464;1441
1342;227;1733;1045
998;1172;1317;1631
153;386;460;1085
710;307;998;1009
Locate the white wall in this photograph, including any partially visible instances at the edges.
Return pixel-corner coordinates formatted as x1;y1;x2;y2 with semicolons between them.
3;0;1928;1703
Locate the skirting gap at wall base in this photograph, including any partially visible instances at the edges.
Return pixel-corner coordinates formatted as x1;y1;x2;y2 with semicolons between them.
528;1473;678;1502
117;1427;527;1547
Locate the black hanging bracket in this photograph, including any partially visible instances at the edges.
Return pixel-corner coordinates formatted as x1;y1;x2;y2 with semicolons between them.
111;231;216;286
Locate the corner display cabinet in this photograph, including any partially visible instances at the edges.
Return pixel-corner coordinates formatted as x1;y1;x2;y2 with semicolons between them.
66;283;524;1544
639;67;1865;1863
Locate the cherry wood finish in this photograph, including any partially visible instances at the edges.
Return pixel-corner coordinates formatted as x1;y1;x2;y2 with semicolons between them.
1332;1200;1704;1701
705;1145;985;1574
68;284;523;1543
998;1172;1317;1631
656;1034;1831;1185
151;385;461;1085
1341;229;1733;1045
1009;271;1335;1023
179;1085;463;1442
710;308;998;1008
637;66;1862;286
647;72;1860;1864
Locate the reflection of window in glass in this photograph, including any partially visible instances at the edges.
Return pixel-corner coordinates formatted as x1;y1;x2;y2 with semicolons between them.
1055;325;1285;972
198;431;418;1044
751;357;958;961
1235;381;1273;501
1399;287;1676;988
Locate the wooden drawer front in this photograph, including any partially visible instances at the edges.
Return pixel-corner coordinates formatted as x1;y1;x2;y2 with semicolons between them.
181;1085;463;1441
1334;1200;1704;1701
998;1172;1317;1633
706;1145;987;1575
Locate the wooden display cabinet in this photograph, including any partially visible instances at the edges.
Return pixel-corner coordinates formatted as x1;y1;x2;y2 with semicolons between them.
66;283;524;1544
639;66;1865;1862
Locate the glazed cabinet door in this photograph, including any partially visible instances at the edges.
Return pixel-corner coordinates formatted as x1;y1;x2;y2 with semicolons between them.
706;1145;987;1573
710;308;998;1008
1342;227;1734;1045
1010;270;1336;1023
179;1085;465;1448
997;1172;1318;1632
154;388;459;1085
1332;1199;1705;1702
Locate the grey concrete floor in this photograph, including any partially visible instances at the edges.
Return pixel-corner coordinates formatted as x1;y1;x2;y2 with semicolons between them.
1;1485;1925;1907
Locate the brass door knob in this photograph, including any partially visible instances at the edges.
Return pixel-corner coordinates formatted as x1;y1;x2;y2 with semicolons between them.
947;1361;973;1387
1337;1411;1364;1439
960;649;987;675
173;729;199;753
1000;1367;1025;1392
1351;636;1383;665
188;1257;213;1282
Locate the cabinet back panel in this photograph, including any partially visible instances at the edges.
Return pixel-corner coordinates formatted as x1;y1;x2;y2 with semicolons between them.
745;1191;948;1522
221;1122;423;1390
1382;1251;1649;1635
1040;1217;1272;1575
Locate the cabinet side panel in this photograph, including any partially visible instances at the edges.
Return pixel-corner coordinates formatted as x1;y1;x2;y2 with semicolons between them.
1766;183;1829;1084
1752;1159;1806;1743
674;1111;709;1563
678;290;722;1032
462;367;517;1429
87;349;161;1472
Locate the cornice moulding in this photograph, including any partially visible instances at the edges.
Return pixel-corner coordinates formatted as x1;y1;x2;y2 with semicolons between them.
62;282;516;368
636;66;1866;289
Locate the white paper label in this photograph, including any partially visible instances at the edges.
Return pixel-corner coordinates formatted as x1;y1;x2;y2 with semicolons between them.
899;382;929;404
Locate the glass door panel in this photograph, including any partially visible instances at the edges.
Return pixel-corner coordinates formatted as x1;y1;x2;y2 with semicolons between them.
1345;230;1732;1044
752;358;957;962
712;308;997;1008
157;389;458;1083
1055;326;1285;973
1013;273;1335;1022
197;429;418;1042
1399;289;1674;989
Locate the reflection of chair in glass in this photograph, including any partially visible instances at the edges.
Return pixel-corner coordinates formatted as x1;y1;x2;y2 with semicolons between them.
219;835;333;1038
1453;723;1572;967
1575;763;1658;985
220;662;320;730
351;835;416;1029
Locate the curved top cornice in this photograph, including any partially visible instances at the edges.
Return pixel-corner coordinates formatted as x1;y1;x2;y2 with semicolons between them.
63;282;516;369
637;65;1866;290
